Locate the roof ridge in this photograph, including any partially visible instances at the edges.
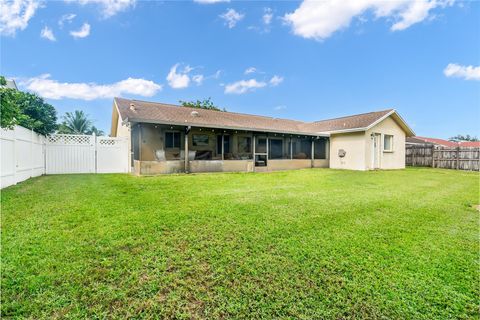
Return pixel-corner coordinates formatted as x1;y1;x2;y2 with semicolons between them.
118;97;308;124
309;109;394;124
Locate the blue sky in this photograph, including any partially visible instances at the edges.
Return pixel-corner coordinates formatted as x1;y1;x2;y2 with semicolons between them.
1;0;479;138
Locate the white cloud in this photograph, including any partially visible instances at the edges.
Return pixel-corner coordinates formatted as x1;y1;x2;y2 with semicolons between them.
70;23;90;38
220;8;244;28
166;63;191;89
58;13;76;28
72;0;136;18
244;67;257;75
284;0;455;41
212;70;222;79
40;26;55;41
224;79;267;94
269;75;283;86
263;7;273;25
0;0;40;36
22;74;162;100
194;0;229;3
192;74;204;85
443;63;480;81
274;105;287;111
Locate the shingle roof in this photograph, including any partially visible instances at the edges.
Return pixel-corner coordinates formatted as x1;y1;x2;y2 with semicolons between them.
113;97;410;136
412;136;458;147
301;109;394;133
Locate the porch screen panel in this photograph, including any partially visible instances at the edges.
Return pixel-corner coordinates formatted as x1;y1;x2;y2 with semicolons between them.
231;135;253;160
314;138;328;159
269;138;290;159
292;137;312;159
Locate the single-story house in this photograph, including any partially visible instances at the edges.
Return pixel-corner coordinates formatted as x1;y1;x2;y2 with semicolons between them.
406;136;458;147
407;136;480;148
110;97;414;174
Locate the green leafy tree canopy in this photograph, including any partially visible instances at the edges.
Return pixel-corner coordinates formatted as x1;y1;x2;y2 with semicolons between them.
0;87;57;135
449;134;479;142
179;97;226;112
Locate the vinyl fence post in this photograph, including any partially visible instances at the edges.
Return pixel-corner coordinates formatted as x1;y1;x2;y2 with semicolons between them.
31;128;34;178
13;126;17;185
93;132;97;173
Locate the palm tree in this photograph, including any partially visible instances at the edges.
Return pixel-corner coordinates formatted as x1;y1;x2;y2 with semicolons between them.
57;110;94;134
88;126;105;136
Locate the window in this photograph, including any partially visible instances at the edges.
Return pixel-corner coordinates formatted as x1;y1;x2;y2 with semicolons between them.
165;132;181;148
314;138;327;159
384;134;393;152
193;134;209;146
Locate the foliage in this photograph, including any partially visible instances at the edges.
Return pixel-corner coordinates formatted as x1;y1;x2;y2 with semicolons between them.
179;97;226;112
449;134;479;142
1;168;478;319
0;88;57;135
88;126;105;136
57;110;104;135
0;76;7;86
0;88;21;129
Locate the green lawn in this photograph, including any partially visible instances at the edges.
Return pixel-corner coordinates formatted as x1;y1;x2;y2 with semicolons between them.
1;168;479;319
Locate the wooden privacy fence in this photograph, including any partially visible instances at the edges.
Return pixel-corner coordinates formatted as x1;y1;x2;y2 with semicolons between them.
406;144;479;171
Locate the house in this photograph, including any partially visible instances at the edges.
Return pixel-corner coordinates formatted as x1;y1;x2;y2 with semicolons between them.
110;98;414;174
1;78;18;90
406;136;480;148
406;136;458;147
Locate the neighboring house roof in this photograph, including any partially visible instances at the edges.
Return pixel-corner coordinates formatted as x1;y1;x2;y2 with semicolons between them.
458;141;480;147
112;97;415;137
1;79;18;90
406;137;434;145
412;136;458;147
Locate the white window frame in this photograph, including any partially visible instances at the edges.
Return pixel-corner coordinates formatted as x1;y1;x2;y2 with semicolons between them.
383;134;394;152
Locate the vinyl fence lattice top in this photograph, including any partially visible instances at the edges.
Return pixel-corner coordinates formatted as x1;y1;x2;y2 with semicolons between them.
47;134;94;145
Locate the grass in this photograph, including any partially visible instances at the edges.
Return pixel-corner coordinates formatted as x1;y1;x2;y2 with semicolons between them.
1;168;479;319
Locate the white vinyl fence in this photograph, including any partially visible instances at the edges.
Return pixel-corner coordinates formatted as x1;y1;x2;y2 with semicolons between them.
1;126;46;189
45;134;129;174
1;126;129;189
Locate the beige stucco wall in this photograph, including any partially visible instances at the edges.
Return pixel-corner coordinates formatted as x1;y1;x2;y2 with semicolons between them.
329;116;407;171
365;116;406;169
135;160;185;175
313;159;329;168
190;160;254;173
114;112;132;171
265;159;311;171
329;132;367;170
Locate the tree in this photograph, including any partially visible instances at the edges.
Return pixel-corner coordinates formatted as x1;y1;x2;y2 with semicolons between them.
0;88;57;135
0;88;21;129
0;76;7;86
88;126;105;136
449;134;479;142
179;97;226;112
57;110;104;135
